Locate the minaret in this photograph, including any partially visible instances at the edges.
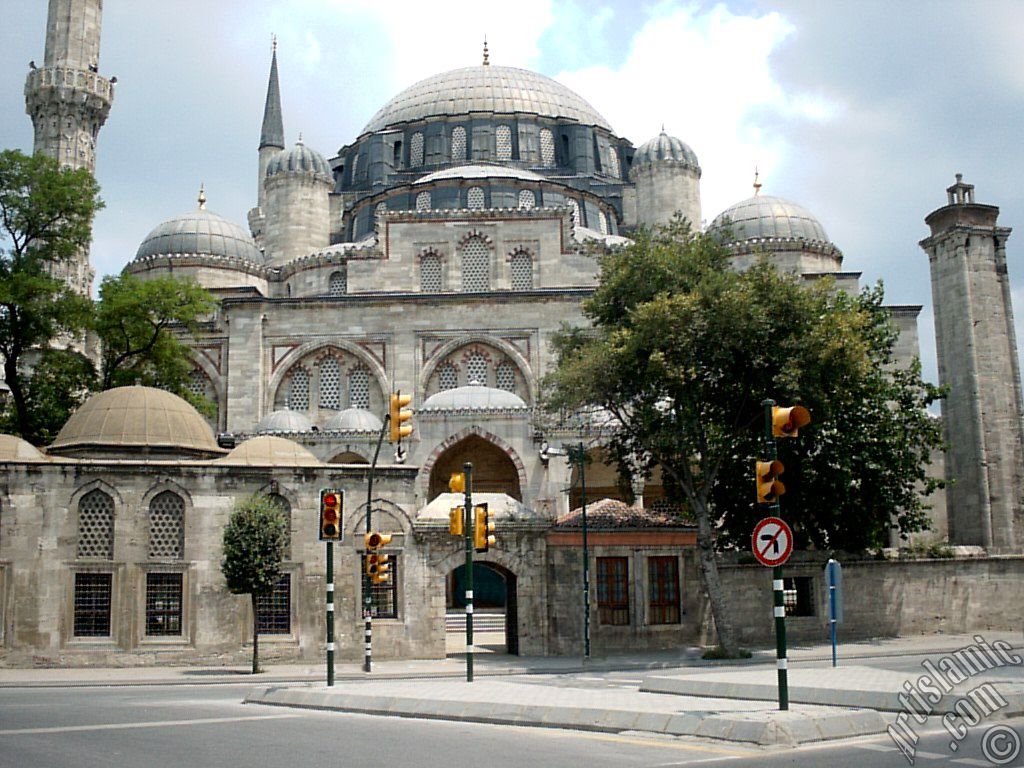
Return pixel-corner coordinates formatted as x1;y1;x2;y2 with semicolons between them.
249;38;285;247
24;0;114;296
920;175;1024;551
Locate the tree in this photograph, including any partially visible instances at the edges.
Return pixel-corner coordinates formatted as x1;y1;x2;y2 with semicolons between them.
221;495;289;674
544;222;943;656
0;347;97;444
0;149;101;443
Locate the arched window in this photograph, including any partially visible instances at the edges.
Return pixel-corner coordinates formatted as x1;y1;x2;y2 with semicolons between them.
467;187;485;210
319;358;341;410
328;269;347;296
268;494;292;559
148;491;184;560
410;132;424;166
348;368;370;409
421;253;443;292
375;201;387;217
287;368;310;411
540;128;555;167
461;237;490;292
496;125;512;161
466;352;488;385
518;189;536;210
438;363;458;391
496;361;516;392
568;199;581;227
392;141;402;167
598;210;609;235
416;191;431;211
77;489;114;560
510;251;533;290
452;126;467;162
607;148;621;179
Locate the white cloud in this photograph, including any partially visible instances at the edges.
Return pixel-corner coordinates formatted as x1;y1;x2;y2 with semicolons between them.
301;29;322;70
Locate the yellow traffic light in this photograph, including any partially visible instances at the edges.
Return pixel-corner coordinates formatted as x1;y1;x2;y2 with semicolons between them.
772;405;811;438
473;503;496;552
448;472;465;493
319;488;342;541
389;392;413;443
365;531;393;550
449;506;464;536
756;460;785;504
365;552;391;583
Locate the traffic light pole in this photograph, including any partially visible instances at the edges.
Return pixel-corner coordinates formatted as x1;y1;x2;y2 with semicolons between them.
763;398;789;711
326;540;334;686
567;443;591;660
363;413;390;674
463;461;474;683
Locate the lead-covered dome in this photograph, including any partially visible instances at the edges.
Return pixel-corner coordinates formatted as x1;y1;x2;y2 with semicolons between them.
421;383;528;411
633;131;699;168
363;65;613;133
266;140;332;179
255;409;314;433
214;435;321;466
323;408;383;432
135;205;263;263
709;195;830;245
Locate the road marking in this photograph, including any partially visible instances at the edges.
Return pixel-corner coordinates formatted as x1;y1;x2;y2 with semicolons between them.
952;759;993;766
0;713;303;736
549;731;755;757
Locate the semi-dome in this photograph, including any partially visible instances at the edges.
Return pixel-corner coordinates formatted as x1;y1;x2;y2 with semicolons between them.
135;197;263;263
266;139;332;179
421;383;528;411
0;434;47;461
214;435;321;466
633;131;699;168
709;195;830;244
48;386;222;457
415;164;545;185
254;409;314;433
323;408;383;431
362;65;613;134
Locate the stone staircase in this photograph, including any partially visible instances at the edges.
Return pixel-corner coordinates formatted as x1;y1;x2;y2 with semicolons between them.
445;611;505;633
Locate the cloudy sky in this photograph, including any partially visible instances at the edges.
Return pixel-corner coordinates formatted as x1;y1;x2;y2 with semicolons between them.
2;0;1023;386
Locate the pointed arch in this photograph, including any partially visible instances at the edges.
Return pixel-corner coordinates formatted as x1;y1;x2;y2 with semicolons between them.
418;426;528;502
419;334;535;404
266;338;388;414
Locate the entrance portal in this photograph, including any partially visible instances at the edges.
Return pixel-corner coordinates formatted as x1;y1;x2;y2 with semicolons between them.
429;435;522;501
445;562;518;655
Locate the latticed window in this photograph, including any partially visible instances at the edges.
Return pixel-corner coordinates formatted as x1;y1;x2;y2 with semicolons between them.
74;572;112;637
268;494;291;559
348;368;370;409
145;572;183;636
187;370;209;399
496;125;512;161
421;254;442;292
148;491;184;560
416;191;431;211
461;237;490;292
438;363;458;391
607;147;621;178
410;132;424;166
77;489;114;560
328;269;347;296
496;361;516;392
319;358;341;410
364;556;398;618
518;189;535;210
256;574;291;634
287;368;309;411
568;199;581;227
467;186;485;210
510;252;533;290
648;556;680;624
466;353;488;385
452;126;467;162
540;128;555;166
597;557;629;625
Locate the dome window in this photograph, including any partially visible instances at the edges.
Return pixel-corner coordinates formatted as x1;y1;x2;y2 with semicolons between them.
496;125;513;161
410;132;424;167
598;211;609;235
461;237;491;292
518;189;535;210
510;251;533;291
540;128;555;167
416;191;431;212
568;199;581;227
467;186;485;210
375;201;387;217
287;368;310;411
438;363;458;391
318;358;341;410
607;147;621;179
420;253;443;292
328;269;347;296
348;368;370;409
452;126;467;163
496;361;516;392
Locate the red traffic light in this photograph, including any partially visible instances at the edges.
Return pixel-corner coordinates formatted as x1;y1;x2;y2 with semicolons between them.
319;488;343;541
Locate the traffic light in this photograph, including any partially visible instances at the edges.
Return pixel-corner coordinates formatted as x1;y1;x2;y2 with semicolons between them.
756;460;785;504
772;405;811;438
448;472;465;493
365;531;393;584
449;506;464;536
389;392;413;443
473;503;496;552
319;488;343;541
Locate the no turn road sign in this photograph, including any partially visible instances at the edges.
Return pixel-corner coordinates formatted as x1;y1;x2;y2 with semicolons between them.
752;516;794;567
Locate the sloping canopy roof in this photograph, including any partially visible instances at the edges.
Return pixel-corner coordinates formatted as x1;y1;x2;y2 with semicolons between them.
556;498;691;528
213;435;321;466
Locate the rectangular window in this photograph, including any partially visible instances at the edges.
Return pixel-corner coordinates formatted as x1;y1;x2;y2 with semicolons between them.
74;572;112;637
597;557;629;626
363;556;398;619
783;576;815;617
145;572;183;636
256;574;291;634
648;556;680;625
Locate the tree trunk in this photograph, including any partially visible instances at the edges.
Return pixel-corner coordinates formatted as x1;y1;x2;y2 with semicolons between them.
250;593;261;674
3;352;34;444
693;498;741;656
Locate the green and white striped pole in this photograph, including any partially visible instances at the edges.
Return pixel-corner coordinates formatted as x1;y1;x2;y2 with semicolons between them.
763;398;789;711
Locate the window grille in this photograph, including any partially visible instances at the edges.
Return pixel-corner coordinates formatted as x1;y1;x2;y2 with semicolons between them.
416;191;431;211
607;147;621;178
420;254;442;292
145;572;183;636
268;494;291;559
452;126;467;162
348;368;370;409
461;238;490;292
187;370;208;398
256;574;291;634
496;126;512;161
518;189;535;210
467;186;485;210
510;252;533;290
568;199;581;227
77;489;114;560
328;269;347;296
597;557;629;625
540;128;555;166
783;577;815;617
287;368;309;411
363;556;398;618
438;363;458;391
648;556;680;624
319;358;341;410
74;572;112;637
466;353;488;386
496;361;516;392
148;491;184;560
410;132;424;166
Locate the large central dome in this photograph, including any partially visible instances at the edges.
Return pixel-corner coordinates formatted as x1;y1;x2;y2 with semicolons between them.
362;65;613;134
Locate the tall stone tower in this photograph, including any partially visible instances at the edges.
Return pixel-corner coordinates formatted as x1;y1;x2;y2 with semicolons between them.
24;0;114;296
921;175;1024;551
248;41;285;251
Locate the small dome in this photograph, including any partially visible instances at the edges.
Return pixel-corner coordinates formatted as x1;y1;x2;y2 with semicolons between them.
0;434;47;461
136;206;263;263
421;383;527;411
323;408;383;432
48;386;222;457
415;164;545;185
214;435;321;466
266;140;332;179
633;131;699;168
709;195;830;245
254;409;314;433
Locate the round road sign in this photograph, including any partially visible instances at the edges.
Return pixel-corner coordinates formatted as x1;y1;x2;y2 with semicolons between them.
751;516;794;567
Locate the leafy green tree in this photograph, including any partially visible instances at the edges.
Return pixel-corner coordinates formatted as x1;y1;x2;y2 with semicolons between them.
0;149;100;443
545;222;943;656
0;348;97;444
221;495;289;674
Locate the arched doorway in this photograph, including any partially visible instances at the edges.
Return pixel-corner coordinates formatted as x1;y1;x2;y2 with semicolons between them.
446;561;518;655
428;435;521;501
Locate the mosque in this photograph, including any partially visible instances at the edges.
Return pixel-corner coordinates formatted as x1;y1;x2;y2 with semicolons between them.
2;0;1022;663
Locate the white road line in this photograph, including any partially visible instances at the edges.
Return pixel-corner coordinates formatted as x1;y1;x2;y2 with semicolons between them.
0;713;303;736
952;759;993;767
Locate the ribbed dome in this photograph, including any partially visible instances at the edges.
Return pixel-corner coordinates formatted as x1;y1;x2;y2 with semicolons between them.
266;140;332;179
633;131;699;168
323;408;383;431
254;409;314;433
415;164;545;185
709;195;830;244
0;434;47;461
421;383;527;411
136;207;263;263
363;65;613;133
49;386;222;457
214;435;321;466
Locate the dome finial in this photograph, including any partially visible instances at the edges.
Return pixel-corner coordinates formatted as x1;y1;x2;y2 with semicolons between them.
297;131;303;144
482;36;490;66
661;123;666;134
198;183;207;210
272;33;277;53
753;167;762;196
